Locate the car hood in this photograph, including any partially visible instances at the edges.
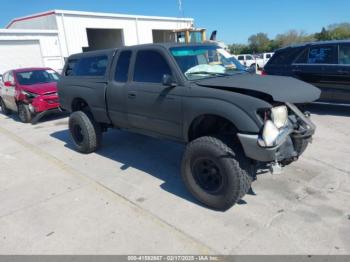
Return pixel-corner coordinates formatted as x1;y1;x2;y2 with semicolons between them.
21;82;57;95
195;74;321;103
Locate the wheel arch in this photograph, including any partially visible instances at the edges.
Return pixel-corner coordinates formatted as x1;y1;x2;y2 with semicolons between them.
71;97;90;112
184;100;261;142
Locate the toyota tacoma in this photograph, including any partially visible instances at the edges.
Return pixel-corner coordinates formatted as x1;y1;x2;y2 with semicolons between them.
58;43;320;210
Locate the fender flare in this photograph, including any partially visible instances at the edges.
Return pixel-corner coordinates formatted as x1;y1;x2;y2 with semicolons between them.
183;98;261;142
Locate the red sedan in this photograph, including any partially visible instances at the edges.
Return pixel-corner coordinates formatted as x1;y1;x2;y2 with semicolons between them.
0;67;61;123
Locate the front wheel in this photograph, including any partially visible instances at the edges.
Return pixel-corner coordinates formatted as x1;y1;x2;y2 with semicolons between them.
68;111;102;154
18;103;32;123
181;136;254;211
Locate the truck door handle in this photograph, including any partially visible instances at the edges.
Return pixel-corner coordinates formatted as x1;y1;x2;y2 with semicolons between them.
128;92;136;99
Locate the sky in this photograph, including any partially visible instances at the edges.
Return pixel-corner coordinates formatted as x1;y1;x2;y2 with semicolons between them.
1;0;350;44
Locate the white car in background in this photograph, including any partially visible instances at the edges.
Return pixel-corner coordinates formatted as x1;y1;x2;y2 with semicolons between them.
234;52;274;70
256;52;274;69
234;54;257;68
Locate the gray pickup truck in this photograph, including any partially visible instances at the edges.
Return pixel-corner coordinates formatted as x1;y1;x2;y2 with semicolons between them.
58;43;320;210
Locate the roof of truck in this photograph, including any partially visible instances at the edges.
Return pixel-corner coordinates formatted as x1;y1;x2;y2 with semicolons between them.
68;42;221;59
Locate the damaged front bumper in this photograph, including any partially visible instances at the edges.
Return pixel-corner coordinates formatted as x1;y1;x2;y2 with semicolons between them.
237;103;315;164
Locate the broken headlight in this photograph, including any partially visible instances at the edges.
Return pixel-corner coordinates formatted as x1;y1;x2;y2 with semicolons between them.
262;120;280;147
259;105;290;147
271;105;288;129
21;90;38;99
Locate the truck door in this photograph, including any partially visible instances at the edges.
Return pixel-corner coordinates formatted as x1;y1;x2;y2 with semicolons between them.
126;48;183;138
106;50;132;128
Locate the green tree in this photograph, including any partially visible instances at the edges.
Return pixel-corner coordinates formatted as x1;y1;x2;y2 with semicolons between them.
327;23;350;40
275;30;314;47
315;27;331;41
228;21;350;55
228;44;252;54
248;33;270;53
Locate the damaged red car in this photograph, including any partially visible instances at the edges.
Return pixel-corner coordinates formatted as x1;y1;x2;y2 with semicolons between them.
0;68;61;123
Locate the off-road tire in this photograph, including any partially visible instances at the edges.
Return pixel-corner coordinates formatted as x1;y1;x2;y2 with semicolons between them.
18;103;32;123
181;136;253;211
0;98;11;115
69;111;102;154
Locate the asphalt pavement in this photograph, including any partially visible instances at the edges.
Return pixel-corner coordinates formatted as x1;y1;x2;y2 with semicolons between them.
0;104;349;254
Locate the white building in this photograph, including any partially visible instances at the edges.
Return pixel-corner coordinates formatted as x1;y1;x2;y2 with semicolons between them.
0;9;194;73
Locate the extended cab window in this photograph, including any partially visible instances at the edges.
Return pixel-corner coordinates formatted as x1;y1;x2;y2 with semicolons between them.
73;55;108;76
115;51;132;82
133;50;171;83
65;59;78;76
246;55;254;60
308;46;336;64
339;45;350;64
237;56;244;60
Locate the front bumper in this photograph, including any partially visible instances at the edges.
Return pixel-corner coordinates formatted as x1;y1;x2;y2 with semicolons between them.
30;95;60;113
238;103;315;163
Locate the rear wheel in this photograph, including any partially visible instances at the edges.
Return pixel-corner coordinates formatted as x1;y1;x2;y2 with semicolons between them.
69;111;102;154
0;98;11;115
18;103;32;123
181;136;253;211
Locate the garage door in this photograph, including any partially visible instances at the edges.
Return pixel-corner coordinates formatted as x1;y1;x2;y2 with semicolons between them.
0;40;43;74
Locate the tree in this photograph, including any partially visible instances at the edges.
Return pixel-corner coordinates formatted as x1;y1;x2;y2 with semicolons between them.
228;44;252;55
275;30;314;48
327;23;350;40
248;33;270;53
315;27;331;41
227;21;350;55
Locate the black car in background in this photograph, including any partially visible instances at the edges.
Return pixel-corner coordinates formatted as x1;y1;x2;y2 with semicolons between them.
263;40;350;105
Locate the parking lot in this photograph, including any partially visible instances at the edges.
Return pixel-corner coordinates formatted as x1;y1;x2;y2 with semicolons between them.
0;104;349;254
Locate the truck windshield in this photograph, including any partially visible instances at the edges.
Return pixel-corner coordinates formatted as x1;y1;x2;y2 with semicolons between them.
16;69;60;85
170;46;245;80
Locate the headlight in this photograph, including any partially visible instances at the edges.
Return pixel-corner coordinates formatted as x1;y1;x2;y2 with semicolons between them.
271;105;288;128
258;105;290;147
261;120;280;147
21;90;38;99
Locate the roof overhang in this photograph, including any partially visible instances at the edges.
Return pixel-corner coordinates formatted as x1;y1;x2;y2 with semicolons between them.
6;9;194;28
0;29;58;35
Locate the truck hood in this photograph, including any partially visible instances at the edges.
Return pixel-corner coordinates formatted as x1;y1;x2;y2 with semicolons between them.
21;82;57;95
195;74;321;103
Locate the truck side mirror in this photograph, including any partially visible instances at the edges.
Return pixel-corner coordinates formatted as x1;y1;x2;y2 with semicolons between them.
162;74;176;87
